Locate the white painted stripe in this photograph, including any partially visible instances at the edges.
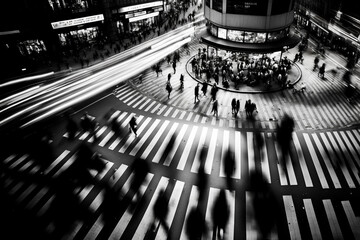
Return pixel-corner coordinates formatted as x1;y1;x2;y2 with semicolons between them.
127;94;143;106
186;112;193;121
53;155;76;177
109;173;154;239
157;105;167;115
171;109;180;118
260;132;271;183
312;133;341;188
3;155;16;164
272;132;288;184
155;180;185;239
190;127;208;173
283;195;302;240
144;101;156;112
342;201;360;239
99;131;114;147
164;124;188;166
304;199;322;240
194;114;200;122
16;184;36;203
201;116;207;123
247;132;255;172
164;106;173;117
303;133;328;188
88;126;106;143
179;111;186;119
179;186;199;240
323;199;343;239
152;122;179;163
177;126;198;170
132;98;146;108
292;133;313;187
141;120;170;159
204;188;220;239
275;137;297;185
335;131;360;185
129;119;161;156
26;188;49;210
119;116;148;153
246;191;258;240
132;177;169;240
150;103;162;114
204;128;218;175
9;155;28;169
220;130;230;177
234;131;241;180
138;98;151;110
323;132;355;188
345;131;360;167
226;190;235;240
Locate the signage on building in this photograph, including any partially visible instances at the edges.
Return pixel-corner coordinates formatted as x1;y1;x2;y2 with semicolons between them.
51;14;104;29
125;11;147;18
119;1;163;13
129;11;159;23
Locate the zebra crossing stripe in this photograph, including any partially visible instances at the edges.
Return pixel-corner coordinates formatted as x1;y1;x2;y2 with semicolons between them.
152;122;179;163
247;132;255;172
260;132;271;183
88;126;107;143
204;128;218;175
179;185;200;240
272;132;288;185
171;109;180;118
344;131;360;167
141;120;170;159
135;98;150;109
99;130;114;147
190;127;208;173
158;105;167;115
324;132;355;188
334;131;360;185
341;201;360;239
292;133;313;187
129;119;161;156
246;191;258;239
109;113;133;150
155;180;185;239
109;173;154;239
186;112;193;121
179;110;186;119
8;155;28;169
3;155;16;164
164;124;188;167
144;100;156;112
303;199;322;240
323;199;343;239
303;133;329;188
283;195;302;240
219;130;229;177
164;106;174;117
132;176;170;239
151;103;162;114
234;131;241;180
53;155;76;177
177;126;198;170
127;94;143;106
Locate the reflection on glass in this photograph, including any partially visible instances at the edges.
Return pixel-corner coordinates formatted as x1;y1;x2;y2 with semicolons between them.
218;28;227;39
210;25;218;36
227;29;244;42
267;30;286;42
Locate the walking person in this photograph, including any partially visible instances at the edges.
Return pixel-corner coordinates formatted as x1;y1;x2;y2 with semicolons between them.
167;73;172;82
166;80;172;99
201;80;208;96
152;189;170;234
194;83;200;103
236;99;240;117
211;83;218;101
318;63;326;79
231;98;237;115
179;74;184;90
129;115;138;137
172;60;177;74
313;55;320;71
212;99;218;117
212;189;229;240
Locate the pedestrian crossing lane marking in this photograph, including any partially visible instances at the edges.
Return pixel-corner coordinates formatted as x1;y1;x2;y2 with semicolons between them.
247;132;255;172
270;132;288;185
164;124;189;166
190;126;208;173
204;128;218;175
131;177;169;240
292;133;313;187
177;125;198;170
344;131;360;167
234;131;241;180
323;199;343;239
312;133;341;188
283;195;302;240
152;122;179;163
119;115;148;153
321;132;355;188
109;173;154;239
341;201;360;239
141;120;170;159
260;132;271;183
219;130;230;178
109;113;132;150
303;133;328;188
129;119;161;156
155;180;185;239
245;191;258;240
303;199;322;240
179;185;200;240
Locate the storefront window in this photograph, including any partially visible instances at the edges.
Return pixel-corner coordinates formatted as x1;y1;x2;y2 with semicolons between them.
218;28;227;39
213;0;223;12
267;29;286;42
227;30;244;42
210;24;218;37
58;26;99;47
18;40;47;55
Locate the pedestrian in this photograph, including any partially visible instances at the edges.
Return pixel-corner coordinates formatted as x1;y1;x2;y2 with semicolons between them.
318;63;326;79
179;74;184;90
201;80;208;96
236;99;240;116
224;148;235;190
212;99;218;117
129;115;138;136
66;114;78;140
212;189;229;240
166;81;172;99
194;83;200;103
231;98;236;114
211;83;218;101
153;189;170;233
172;60;177;74
168;73;172;82
313;55;320;71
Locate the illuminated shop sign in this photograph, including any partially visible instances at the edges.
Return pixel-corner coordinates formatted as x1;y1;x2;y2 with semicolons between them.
125;11;147;18
51;14;104;29
129;11;159;22
218;28;226;39
119;1;163;13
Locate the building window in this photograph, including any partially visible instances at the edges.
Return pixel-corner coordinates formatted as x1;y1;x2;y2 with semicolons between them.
213;0;223;12
267;29;286;42
218;27;226;39
18;40;47;55
210;24;218;36
227;29;244;42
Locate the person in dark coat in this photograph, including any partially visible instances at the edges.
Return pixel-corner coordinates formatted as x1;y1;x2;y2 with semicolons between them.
212;190;229;239
194;83;200;103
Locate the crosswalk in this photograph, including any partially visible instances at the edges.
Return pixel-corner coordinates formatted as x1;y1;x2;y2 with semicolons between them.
2;148;360;239
113;39;360;131
64;110;360;190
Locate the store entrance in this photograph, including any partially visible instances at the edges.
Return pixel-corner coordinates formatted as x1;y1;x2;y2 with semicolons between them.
58;26;100;50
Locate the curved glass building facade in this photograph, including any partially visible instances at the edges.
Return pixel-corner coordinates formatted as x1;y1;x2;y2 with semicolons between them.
202;0;300;52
